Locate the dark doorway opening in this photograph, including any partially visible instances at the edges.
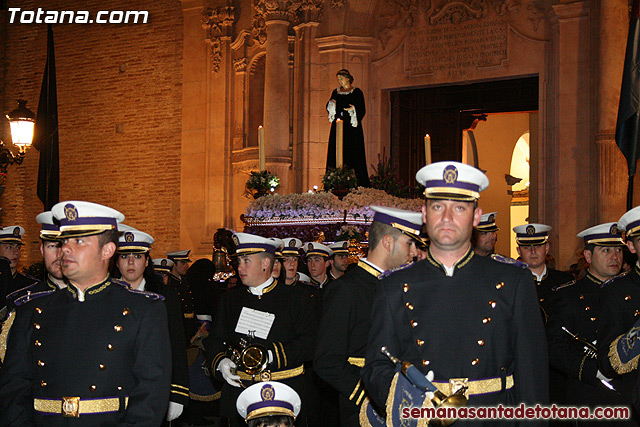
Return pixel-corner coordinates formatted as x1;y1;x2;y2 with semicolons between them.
389;76;539;186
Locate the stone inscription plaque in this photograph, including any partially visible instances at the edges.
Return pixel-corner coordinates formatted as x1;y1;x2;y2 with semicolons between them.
405;18;508;77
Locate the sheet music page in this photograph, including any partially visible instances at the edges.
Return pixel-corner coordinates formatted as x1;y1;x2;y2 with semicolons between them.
235;307;276;339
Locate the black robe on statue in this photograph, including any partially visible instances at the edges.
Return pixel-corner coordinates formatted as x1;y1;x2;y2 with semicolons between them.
325;87;370;187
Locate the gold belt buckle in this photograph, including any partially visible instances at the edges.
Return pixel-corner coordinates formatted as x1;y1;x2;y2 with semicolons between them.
61;396;80;417
449;378;469;398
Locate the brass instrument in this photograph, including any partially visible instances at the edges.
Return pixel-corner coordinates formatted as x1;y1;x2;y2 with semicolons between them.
562;326;597;359
227;331;270;384
381;347;467;427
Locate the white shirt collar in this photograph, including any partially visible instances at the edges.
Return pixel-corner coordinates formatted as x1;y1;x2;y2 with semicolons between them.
249;277;275;296
532;265;548;282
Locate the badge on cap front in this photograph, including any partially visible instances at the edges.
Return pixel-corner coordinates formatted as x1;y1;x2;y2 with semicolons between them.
124;232;134;242
232;235;240;246
526;225;535;235
289;240;296;247
161;259;168;266
488;214;495;222
307;243;314;251
64;204;78;222
610;224;619;235
443;165;458;184
261;384;275;401
12;227;20;236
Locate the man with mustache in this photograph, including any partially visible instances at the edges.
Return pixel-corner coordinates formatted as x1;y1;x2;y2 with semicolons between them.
362;162;548;426
0;201;171;425
546;223;629;424
0;225;37;306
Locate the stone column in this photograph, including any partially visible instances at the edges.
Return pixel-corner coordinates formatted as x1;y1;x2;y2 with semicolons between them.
263;4;294;193
597;0;628;221
550;2;591;268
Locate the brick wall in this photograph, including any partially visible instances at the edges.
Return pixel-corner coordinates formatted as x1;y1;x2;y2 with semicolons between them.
0;0;184;270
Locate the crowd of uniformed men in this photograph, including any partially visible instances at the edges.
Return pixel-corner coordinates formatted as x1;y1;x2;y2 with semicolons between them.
2;162;640;426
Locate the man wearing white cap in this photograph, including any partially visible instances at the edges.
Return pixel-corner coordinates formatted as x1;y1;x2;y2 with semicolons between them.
303;242;333;288
236;381;301;427
327;241;351;280
1;213;65;366
362;162;548;425
472;211;499;257
315;205;421;426
203;232;317;427
514;223;574;318
0;225;37;305
281;238;303;285
0;201;171;425
546;223;628;421
598;206;640;414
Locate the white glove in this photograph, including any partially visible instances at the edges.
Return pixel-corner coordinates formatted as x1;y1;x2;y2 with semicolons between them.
268;349;274;364
425;370;435;400
218;358;242;388
347;107;358;127
327;100;336;122
166;401;184;421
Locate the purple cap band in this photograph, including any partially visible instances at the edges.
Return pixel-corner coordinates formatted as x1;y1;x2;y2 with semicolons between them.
247;399;294;415
516;231;548;238
237;243;277;255
424;179;479;192
583;232;622;243
373;212;420;234
59;216;118;228
41;224;59;231
118;242;151;249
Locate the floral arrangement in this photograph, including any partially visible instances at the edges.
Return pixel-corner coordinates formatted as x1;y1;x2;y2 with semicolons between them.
245;170;280;198
336;225;363;241
244;187;423;221
369;153;411;198
322;167;357;190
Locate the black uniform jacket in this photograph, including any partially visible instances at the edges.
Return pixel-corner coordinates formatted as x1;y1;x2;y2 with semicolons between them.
547;272;628;409
314;260;381;427
202;279;319;418
598;266;640;408
536;268;575;322
0;277;171;426
361;249;549;425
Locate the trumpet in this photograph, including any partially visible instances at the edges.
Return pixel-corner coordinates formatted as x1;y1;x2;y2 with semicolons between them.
381;347;467;427
226;331;270;383
562;327;597;359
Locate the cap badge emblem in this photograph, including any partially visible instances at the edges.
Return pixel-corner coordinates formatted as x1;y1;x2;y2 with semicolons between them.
64;204;78;222
261;384;275;401
526;225;535;235
289;239;297;247
124;232;134;242
342;241;349;248
443;165;458;184
161;259;168;266
232;235;240;246
610;224;619;235
12;227;20;236
488;214;495;222
308;243;314;251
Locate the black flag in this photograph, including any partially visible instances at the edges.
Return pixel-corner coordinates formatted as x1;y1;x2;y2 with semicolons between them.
32;24;59;211
616;0;640;209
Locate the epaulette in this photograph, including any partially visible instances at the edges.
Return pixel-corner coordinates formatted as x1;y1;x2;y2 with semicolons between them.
113;279;165;301
6;281;44;303
14;289;56;306
379;261;416;279
490;254;529;269
602;271;629;287
552;280;575;291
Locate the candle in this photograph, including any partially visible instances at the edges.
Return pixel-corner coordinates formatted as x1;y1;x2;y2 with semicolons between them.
424;133;431;165
258;125;265;171
336;119;343;168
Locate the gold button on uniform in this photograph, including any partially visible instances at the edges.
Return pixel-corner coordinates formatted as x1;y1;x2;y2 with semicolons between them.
472;358;479;365
625;295;631;301
122;308;130;315
489;300;496;308
416;339;424;346
579;295;585;300
38;360;45;367
422;360;430;367
41;381;47;387
403;284;409;293
90;385;97;391
411;320;418;328
477;339;485;346
34;340;41;347
406;302;414;310
114;325;123;332
482;317;491;324
585;306;591;311
99;364;106;371
36;307;42;314
107;344;114;351
635;310;640;317
34;323;41;329
496;282;504;289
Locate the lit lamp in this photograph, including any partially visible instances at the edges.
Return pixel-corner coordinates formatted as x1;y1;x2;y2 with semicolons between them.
1;99;35;173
